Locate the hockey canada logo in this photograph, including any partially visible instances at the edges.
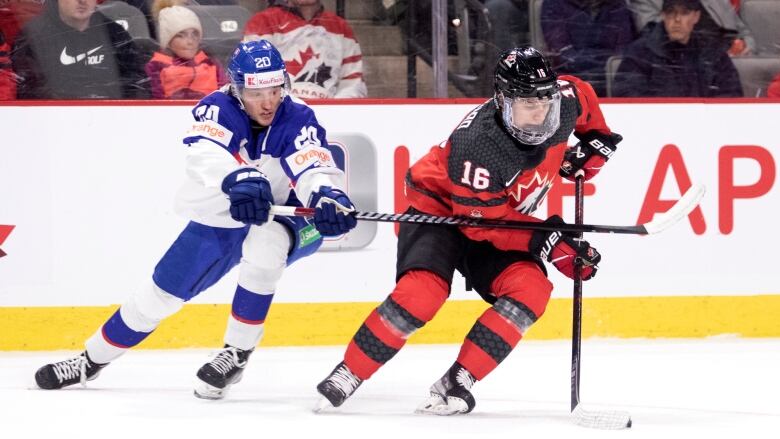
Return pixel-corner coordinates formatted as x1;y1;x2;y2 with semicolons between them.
0;224;15;258
509;171;553;215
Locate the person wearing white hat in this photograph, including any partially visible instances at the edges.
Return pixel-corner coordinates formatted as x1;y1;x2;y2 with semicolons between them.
145;0;227;99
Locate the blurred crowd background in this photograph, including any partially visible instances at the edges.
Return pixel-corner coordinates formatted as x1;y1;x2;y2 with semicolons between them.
1;0;778;100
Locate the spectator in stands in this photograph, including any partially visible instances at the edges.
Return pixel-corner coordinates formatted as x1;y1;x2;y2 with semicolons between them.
0;0;45;48
768;73;780;98
145;1;228;99
541;0;635;97
484;0;530;53
0;30;16;99
151;0;187;18
613;0;742;97
11;0;150;99
628;0;754;55
243;0;367;98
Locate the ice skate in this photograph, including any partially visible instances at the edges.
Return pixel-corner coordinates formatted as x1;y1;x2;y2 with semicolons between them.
415;362;476;415
314;362;363;412
35;351;107;390
194;345;253;400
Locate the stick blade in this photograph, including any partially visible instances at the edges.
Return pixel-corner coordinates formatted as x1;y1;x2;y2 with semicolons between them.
572;405;632;430
643;183;706;235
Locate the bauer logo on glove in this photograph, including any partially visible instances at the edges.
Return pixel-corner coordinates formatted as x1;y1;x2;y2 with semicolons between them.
560;131;622;181
529;215;601;280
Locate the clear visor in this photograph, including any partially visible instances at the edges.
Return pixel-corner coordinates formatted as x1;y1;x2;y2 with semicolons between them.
501;93;561;145
231;70;290;107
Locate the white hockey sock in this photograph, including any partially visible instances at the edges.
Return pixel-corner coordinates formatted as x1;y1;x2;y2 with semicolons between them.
85;329;128;364
223;315;265;351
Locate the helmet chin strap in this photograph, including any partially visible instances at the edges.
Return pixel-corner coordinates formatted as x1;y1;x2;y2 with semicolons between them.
229;84;246;110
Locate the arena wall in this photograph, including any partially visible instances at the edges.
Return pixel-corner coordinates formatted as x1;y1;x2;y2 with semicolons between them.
0;99;778;349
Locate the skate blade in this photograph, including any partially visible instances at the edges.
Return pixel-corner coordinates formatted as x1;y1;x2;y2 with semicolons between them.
193;381;228;400
414;394;448;415
415;396;469;416
312;397;336;414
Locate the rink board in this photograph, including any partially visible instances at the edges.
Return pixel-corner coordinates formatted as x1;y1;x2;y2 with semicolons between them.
0;100;778;349
2;295;779;350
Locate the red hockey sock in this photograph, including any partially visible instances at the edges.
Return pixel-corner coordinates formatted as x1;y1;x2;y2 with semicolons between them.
344;270;449;380
457;262;552;380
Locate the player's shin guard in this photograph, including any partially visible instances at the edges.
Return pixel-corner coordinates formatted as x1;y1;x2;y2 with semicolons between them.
195;285;272;400
343;270;448;380
457;262;552;380
85;282;185;364
318;271;448;409
223;285;273;350
456;301;526;380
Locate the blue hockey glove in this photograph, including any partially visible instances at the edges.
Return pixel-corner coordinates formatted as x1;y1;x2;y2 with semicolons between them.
221;168;273;226
309;186;357;236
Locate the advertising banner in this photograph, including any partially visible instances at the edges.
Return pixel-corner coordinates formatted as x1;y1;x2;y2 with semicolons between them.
0;101;778;308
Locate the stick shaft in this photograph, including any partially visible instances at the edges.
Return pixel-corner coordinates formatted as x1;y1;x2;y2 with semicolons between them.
571;174;584;412
269;206;646;235
271;183;704;236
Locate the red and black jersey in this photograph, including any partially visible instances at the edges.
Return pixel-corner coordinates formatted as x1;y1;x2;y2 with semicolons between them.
405;75;611;252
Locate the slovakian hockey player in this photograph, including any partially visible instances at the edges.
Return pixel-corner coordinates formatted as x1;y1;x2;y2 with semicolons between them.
34;40;357;399
315;46;622;415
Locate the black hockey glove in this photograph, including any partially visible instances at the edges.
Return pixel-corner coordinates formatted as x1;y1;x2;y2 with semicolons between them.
560;131;622;181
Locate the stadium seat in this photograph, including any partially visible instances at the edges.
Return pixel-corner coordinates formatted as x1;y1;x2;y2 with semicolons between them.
604;55;622;97
739;0;780;54
731;56;780;97
97;1;157;60
187;5;252;64
528;0;547;54
97;1;151;39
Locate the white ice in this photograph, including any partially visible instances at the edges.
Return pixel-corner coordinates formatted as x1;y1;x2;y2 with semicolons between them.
2;338;778;439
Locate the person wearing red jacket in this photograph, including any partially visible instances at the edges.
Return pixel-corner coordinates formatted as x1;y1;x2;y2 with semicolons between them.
768;73;780;98
314;46;623;415
0;30;15;99
145;3;227;99
243;0;366;99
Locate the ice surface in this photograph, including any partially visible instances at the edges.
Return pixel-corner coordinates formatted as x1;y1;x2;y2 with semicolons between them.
2;338;778;438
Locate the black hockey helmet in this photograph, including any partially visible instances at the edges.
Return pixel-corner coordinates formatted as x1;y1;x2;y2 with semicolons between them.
494;46;559;99
493;47;562;145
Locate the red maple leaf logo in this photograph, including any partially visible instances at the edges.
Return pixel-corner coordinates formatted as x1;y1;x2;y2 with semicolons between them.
0;224;14;258
285;46;318;77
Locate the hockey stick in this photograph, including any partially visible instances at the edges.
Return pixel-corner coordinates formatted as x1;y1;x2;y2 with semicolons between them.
269;183;705;235
570;172;632;430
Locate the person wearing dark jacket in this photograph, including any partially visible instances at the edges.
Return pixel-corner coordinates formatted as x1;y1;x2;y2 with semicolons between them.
613;0;742;97
11;0;150;99
541;0;635;96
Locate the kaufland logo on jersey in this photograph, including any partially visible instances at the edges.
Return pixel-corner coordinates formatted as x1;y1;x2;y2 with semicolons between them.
245;71;285;88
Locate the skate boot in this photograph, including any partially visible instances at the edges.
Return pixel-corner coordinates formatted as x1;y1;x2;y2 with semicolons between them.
314;362;363;412
35;351;107;390
194;345;253;400
415;362;476;415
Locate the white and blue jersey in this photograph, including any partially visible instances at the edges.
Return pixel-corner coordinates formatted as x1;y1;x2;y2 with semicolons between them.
175;85;345;228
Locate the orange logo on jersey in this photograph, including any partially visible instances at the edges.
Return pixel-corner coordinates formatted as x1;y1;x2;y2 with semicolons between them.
190;122;225;139
293;148;332;166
